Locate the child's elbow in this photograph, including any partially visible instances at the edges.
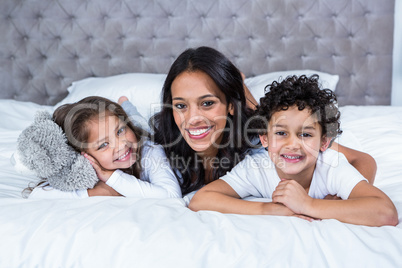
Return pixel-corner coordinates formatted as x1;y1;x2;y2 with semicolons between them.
188;199;200;212
188;193;201;212
378;206;399;227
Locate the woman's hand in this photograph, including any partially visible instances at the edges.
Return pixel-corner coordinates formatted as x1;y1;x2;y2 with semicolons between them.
83;153;114;182
118;96;128;105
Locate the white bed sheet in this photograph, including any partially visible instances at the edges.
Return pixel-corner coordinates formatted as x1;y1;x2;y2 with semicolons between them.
0;100;401;267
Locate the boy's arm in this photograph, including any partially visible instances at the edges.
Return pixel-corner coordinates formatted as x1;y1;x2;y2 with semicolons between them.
330;142;376;184
274;180;398;226
189;179;303;217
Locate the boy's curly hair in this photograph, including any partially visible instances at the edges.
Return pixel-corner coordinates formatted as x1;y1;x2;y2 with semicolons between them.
255;74;342;139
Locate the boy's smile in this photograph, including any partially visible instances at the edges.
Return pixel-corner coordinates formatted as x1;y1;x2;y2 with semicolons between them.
260;105;330;185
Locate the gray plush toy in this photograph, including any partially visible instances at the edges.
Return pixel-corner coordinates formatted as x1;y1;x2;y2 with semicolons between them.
14;110;98;191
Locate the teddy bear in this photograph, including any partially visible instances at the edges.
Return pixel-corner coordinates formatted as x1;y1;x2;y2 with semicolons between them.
13;110;98;191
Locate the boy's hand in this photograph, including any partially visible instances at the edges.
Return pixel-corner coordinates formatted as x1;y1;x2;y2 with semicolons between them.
293;214;319;222
83;153;114;182
272;179;313;215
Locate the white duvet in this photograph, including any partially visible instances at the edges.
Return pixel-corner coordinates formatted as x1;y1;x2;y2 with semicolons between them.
0;100;401;268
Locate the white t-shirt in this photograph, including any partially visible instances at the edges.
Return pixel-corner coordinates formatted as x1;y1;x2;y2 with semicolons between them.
29;141;181;199
220;149;367;200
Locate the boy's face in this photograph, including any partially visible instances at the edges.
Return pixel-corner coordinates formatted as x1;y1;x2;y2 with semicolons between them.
259;105;331;180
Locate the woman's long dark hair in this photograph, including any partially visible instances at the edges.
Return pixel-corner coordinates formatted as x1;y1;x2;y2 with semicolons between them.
151;46;256;195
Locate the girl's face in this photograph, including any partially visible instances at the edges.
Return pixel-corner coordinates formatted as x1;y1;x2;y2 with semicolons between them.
259;106;331;181
86;113;138;170
171;71;234;158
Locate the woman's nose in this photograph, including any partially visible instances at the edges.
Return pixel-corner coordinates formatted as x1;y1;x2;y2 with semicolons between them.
187;106;206;126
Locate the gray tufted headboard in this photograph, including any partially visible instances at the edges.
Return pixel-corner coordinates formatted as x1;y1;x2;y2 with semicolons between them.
0;0;395;106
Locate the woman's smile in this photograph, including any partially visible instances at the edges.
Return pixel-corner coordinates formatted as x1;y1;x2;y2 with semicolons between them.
186;126;213;139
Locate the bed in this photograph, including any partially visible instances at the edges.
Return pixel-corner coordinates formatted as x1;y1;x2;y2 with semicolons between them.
1;0;401;267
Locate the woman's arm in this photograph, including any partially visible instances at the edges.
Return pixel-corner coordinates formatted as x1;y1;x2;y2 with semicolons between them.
330;142;377;184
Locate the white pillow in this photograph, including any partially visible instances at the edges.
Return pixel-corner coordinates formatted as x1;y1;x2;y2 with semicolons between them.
245;70;339;104
55;73;166;120
55;70;339;121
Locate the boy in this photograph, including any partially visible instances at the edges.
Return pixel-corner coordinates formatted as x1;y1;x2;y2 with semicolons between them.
189;75;398;226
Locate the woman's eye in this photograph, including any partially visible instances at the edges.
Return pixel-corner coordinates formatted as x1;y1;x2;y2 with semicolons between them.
202;101;214;107
117;126;126;136
174;103;186;109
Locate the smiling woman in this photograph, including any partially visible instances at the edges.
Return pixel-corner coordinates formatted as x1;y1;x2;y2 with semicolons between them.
151;47;257;197
171;71;234;157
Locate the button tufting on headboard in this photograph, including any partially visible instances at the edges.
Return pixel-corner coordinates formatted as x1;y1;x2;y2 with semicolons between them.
0;0;395;106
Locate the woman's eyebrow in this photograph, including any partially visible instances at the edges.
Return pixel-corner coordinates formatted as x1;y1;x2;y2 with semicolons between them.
172;94;218;101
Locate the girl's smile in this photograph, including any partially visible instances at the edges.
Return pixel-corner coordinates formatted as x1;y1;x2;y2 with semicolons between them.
114;147;133;162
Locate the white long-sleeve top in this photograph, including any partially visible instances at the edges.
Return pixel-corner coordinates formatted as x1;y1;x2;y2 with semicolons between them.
29;141;181;199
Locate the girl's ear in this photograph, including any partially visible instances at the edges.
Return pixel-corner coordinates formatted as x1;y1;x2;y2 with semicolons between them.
228;103;234;116
320;136;332;152
259;134;269;148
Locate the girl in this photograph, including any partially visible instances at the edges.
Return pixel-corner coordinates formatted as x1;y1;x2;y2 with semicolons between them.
28;96;181;199
150;46;377;203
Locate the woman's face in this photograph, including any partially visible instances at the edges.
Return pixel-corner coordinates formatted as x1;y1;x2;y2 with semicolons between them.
171;71;233;158
86;113;138;170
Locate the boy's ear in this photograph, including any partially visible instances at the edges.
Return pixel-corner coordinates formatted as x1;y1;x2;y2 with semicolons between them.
228;103;234;116
259;134;269;148
320;136;332;152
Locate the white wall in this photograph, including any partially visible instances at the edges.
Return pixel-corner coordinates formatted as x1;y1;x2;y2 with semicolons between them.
392;0;402;106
